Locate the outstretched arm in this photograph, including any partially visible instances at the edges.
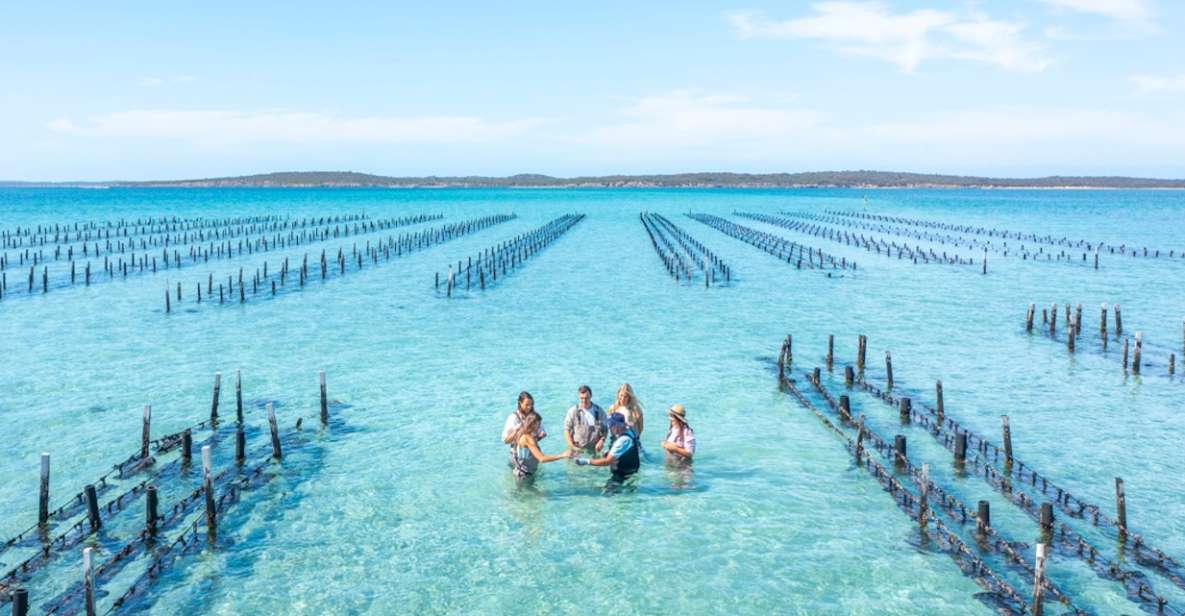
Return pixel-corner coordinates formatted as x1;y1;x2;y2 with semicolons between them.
589;454;616;467
525;436;568;464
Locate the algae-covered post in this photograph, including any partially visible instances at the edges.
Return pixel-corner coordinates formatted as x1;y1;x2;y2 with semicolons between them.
917;463;930;529
899;397;911;424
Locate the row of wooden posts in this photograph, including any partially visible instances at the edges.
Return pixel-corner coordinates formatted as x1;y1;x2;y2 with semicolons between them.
686;213;856;272
740;211;979;268
827;208;1181;260
777;334;1183;614
639;212;731;286
1;371;334;615
774;353;1043;613
1025;302;1184;375
165;214;516;311
2;214;442;303
436;214;585;297
0;213;369;255
799;210;1102;267
0;213;298;246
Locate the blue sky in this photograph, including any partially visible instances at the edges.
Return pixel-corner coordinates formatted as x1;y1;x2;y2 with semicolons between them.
2;0;1184;180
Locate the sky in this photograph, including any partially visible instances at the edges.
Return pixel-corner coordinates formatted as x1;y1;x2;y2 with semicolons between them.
2;0;1184;180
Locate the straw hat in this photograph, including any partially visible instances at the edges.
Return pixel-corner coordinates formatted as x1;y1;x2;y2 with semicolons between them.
668;404;689;424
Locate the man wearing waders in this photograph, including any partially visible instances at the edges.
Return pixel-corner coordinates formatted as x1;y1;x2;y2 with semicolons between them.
576;413;639;493
563;385;606;455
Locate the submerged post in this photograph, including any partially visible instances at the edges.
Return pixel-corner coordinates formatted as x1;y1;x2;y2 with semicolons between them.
893;435;906;469
844;365;854;387
954;432;967;465
884;351;893;390
1132;332;1143;375
827;334;834;370
898;397;911;424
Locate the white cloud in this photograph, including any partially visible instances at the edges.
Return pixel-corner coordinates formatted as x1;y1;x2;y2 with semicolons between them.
728;3;1050;73
580;91;829;148
1131;74;1185;94
1037;0;1150;23
46;110;542;144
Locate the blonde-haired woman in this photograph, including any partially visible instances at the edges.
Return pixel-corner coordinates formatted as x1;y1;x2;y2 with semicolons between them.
608;383;645;439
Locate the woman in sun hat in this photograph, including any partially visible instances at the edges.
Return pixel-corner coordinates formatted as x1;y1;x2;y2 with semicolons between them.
660;404;695;465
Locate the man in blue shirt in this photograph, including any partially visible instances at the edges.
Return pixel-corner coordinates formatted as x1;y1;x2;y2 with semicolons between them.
576;413;640;492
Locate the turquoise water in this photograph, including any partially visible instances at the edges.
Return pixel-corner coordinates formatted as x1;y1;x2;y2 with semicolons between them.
1;187;1183;614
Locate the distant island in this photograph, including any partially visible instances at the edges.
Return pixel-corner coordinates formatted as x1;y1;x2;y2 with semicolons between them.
5;170;1185;189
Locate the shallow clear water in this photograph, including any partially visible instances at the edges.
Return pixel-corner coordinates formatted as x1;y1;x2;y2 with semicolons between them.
0;187;1182;614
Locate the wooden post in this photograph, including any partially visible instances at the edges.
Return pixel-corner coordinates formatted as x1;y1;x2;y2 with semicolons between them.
146;485;158;536
202;445;216;535
1002;415;1013;469
141;404;151;459
917;464;929;529
954;432;967;465
1099;303;1107;337
235;426;246;463
976;500;990;536
1115;477;1127;539
826;334;834;370
854;415;866;462
1132;332;1143;375
899;397;911;424
268;402;282;459
1032;543;1047;616
83;546;96;616
893;435;906;469
84;484;100;530
838;395;851;422
857;335;866;371
38;453;50;526
935;381;945;428
12;587;28;616
181;429;192;465
812;366;821;384
884;351;893;390
1025;303;1035;333
1171;353;1176;375
1114;303;1122;336
1122;337;1130;371
235;369;243;423
210;371;221;421
1039;502;1053;535
319;370;329;425
1067;317;1076;352
844;365;854;387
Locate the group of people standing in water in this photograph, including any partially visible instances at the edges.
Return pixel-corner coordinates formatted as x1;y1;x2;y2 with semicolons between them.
501;383;696;491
